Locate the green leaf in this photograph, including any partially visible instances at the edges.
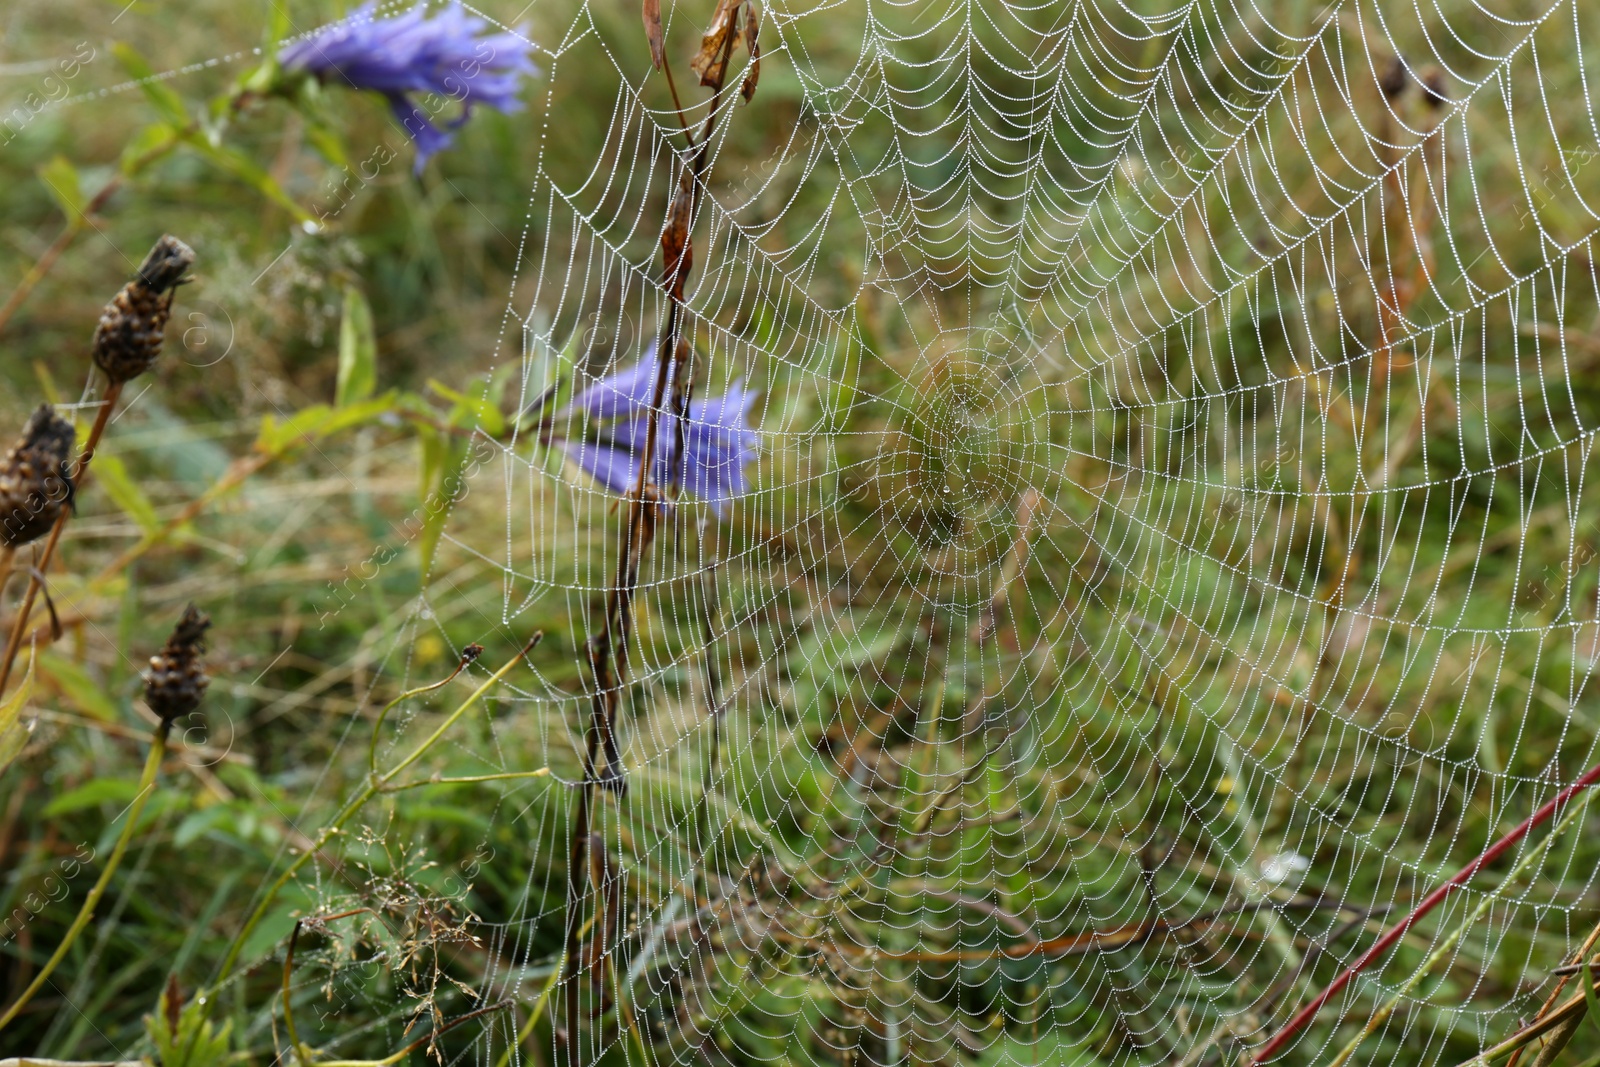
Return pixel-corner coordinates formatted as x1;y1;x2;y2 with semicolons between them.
38;651;120;722
417;428;470;577
95;452;163;535
266;0;293;46
256;394;397;455
147;978;233;1067
302;113;350;170
120;123;180;176
337;285;378;406
37;156;85;222
179;134;311;222
428;378;505;436
174;804;232;848
0;655;36;773
112;43;189;127
44;777;141;817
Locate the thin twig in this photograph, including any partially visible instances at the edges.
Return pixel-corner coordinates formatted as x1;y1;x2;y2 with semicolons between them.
0;178;124;339
1253;760;1600;1063
561;17;746;1064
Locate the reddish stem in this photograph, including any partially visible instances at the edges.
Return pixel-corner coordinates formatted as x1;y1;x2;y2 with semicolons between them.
1252;760;1600;1062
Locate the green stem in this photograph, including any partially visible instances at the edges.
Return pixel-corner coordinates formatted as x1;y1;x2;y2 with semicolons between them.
0;721;170;1033
493;945;576;1067
214;635;539;985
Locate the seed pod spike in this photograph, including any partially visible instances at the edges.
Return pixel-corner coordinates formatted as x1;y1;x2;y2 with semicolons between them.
144;603;212;723
92;235;196;385
0;406;76;550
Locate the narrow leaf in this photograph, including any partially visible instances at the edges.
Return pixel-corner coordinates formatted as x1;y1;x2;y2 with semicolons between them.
0;655;36;773
96;452;163;535
337;285;379;407
112;43;189;127
427;379;505;437
643;0;665;70
121;123;180;176
182;134;312;222
689;0;740;88
661;169;695;299
39;652;120;722
1583;956;1600;1039
38;156;86;221
44;777;141;817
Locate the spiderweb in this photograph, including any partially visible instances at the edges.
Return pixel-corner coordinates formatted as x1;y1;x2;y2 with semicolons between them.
42;0;1600;1062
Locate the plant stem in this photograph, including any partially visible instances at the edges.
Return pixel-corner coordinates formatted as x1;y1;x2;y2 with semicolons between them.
0;380;124;700
0;178;125;339
560;25;746;1064
213;634;539;984
1325;791;1596;1067
0;720;169;1033
1253;759;1600;1063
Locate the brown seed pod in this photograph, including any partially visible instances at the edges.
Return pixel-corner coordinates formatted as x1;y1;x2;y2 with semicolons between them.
92;235;196;385
0;405;76;549
1420;68;1450;109
144;603;211;722
1379;56;1408;100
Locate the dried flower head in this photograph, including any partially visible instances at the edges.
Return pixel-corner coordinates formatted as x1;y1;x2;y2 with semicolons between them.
1379;56;1408;100
279;2;539;174
1420;68;1450;109
558;346;760;516
92;235;196;384
0;405;75;549
144;604;211;722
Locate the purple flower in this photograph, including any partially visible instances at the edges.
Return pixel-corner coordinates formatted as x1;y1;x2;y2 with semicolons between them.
558;348;760;515
280;2;539;173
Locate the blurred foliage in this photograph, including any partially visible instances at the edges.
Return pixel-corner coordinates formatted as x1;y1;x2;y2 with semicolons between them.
1;0;1600;1066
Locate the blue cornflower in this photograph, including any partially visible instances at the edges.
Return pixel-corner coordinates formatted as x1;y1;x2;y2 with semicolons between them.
280;2;538;173
558;347;760;516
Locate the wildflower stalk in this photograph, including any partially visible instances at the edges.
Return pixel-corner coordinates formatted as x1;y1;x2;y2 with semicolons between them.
0;380;123;699
0;719;170;1033
559;16;744;1061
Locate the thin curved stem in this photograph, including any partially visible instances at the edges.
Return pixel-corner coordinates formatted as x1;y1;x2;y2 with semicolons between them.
366;648;481;776
0;720;169;1034
1254;759;1600;1063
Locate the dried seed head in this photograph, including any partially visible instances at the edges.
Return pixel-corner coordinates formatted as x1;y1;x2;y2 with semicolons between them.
1380;56;1408;100
0;405;76;549
92;235;196;385
144;603;211;722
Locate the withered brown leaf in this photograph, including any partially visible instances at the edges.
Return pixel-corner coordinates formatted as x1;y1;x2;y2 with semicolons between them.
642;0;665;71
740;1;760;102
661;168;695;299
690;0;740;88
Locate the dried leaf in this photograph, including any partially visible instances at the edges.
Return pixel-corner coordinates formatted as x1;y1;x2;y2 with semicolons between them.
661;169;695;300
642;0;665;70
741;2;761;102
689;0;740;89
